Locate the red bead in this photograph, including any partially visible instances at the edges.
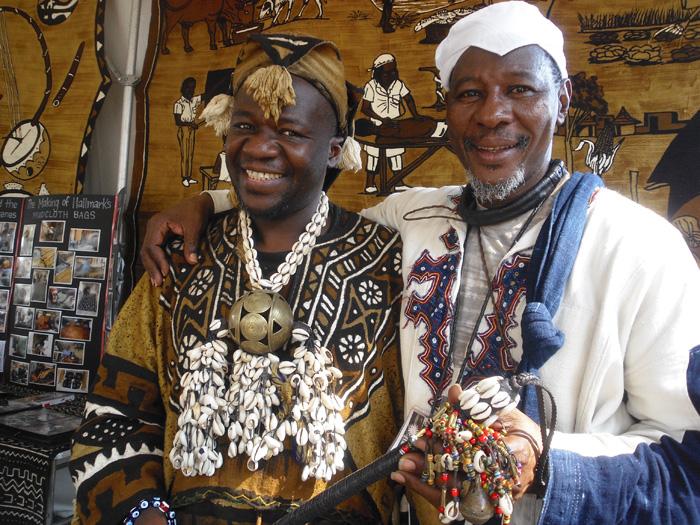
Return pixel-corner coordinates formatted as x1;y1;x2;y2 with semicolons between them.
479;434;487;443
490;492;499;500
426;429;433;438
439;507;445;513
442;473;449;482
481;472;488;482
493;431;500;439
402;444;410;453
496;507;503;515
445;447;452;454
451;488;459;498
470;438;477;444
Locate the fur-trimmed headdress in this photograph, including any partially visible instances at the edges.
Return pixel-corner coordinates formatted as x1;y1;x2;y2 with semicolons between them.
201;33;363;191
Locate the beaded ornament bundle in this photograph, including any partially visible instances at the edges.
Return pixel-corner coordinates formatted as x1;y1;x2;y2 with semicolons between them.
403;376;524;525
170;193;348;481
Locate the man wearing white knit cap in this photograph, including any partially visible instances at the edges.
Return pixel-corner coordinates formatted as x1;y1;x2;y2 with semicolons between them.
142;2;700;524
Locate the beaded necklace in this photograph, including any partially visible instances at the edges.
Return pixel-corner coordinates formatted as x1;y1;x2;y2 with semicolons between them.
171;192;347;480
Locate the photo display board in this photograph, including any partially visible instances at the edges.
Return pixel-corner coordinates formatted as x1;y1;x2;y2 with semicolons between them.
0;194;118;393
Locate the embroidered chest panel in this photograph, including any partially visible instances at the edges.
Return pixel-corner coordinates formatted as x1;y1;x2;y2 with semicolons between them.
162;212;403;427
462;253;529;387
404;228;461;396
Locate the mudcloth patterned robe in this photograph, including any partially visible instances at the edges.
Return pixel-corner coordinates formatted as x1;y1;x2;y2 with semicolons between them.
70;204;404;524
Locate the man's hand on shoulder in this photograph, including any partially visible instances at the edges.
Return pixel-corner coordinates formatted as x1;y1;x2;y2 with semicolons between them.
140;193;215;286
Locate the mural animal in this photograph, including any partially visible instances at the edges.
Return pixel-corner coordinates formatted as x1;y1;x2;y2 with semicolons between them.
259;0;324;25
160;0;259;54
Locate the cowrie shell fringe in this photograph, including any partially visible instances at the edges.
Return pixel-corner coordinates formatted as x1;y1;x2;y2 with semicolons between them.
171;319;347;482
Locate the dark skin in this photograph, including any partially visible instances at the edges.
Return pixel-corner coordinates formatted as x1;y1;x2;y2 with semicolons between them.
134;76;344;524
391;45;571;507
141;76;344;282
224;76;343;251
139;44;570;514
446;45;571;206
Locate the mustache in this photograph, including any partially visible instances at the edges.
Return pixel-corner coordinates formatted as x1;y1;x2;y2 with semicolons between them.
462;133;530;152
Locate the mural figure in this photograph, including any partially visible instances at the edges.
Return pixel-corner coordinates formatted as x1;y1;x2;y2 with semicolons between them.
173;77;203;187
360;53;428;194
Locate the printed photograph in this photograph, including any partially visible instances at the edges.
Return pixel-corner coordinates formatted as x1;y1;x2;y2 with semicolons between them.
35;309;61;333
69;228;100;252
0;289;9;310
74;256;107;280
9;334;27;358
19;224;36;256
0;256;13;287
76;281;100;317
15;257;32;279
13;283;31;306
59;316;92;341
28;331;53;358
0;341;4;373
33;246;57;269
0;310;6;333
14;306;35;330
53;340;85;365
31;269;50;302
10;360;29;386
47;286;77;310
29;361;56;387
0;221;17;253
57;368;89;393
54;251;75;284
39;221;66;243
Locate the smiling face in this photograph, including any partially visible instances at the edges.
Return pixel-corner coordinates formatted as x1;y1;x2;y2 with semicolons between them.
225;75;343;224
446;45;571;206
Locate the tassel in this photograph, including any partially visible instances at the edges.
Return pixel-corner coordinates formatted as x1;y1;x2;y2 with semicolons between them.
243;65;296;122
336;136;362;172
201;94;234;137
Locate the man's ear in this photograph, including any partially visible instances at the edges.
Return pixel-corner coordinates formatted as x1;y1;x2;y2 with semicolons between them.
556;78;572;126
327;134;345;168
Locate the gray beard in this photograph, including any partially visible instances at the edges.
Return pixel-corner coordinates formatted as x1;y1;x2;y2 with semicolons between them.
465;165;526;205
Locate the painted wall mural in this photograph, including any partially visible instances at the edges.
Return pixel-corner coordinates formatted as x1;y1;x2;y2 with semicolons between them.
130;0;700;280
0;0;110;196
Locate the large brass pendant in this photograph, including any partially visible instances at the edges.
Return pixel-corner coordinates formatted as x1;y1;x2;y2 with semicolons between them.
228;290;293;354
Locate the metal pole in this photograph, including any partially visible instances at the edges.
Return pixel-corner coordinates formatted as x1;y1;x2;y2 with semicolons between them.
116;0;143;195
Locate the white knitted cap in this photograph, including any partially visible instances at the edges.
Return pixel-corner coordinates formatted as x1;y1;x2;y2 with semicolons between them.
435;1;567;91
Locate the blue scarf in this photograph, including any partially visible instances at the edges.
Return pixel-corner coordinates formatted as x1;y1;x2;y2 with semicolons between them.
516;171;605;420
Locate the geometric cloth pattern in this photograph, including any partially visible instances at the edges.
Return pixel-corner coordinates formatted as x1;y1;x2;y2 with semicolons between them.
71;204;405;524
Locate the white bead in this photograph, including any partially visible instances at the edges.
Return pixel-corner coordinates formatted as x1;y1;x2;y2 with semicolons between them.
499;494;514;516
473;450;486;473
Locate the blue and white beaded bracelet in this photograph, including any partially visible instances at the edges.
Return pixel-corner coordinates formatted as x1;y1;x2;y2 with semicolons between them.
123;497;177;525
